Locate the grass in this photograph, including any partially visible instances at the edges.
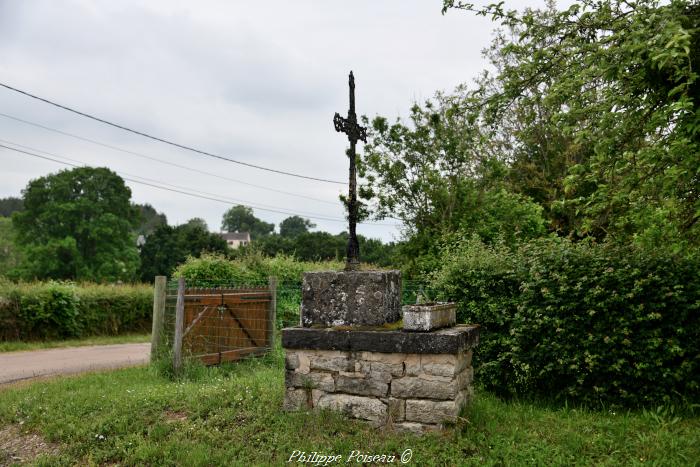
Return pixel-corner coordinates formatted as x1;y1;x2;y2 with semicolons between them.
0;348;698;466
0;333;151;353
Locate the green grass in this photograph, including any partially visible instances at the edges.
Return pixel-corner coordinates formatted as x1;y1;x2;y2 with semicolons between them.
0;348;698;466
0;333;151;353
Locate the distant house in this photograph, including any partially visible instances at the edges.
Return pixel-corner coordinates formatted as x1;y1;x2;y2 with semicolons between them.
220;231;251;249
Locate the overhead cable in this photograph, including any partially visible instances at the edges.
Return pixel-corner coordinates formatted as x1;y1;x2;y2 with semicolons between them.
0;142;401;227
0;82;345;184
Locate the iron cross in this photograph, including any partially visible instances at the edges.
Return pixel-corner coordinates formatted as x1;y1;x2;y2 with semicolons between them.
334;71;367;271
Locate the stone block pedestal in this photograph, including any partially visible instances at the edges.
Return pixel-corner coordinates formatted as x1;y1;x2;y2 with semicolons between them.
301;270;401;327
282;325;479;433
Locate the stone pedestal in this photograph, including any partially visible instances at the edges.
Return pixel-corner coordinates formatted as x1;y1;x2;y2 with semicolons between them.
281;325;479;433
301;270;401;327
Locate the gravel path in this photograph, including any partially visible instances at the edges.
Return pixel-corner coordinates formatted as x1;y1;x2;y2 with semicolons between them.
0;343;151;385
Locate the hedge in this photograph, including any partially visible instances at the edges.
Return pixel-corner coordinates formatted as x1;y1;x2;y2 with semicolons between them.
431;235;700;407
0;280;153;341
172;252;344;286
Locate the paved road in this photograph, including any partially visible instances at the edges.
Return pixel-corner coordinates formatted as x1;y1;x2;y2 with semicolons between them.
0;343;151;385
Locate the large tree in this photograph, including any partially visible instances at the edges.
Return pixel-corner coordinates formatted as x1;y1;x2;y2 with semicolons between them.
13;167;140;281
443;0;699;248
221;205;274;239
138;220;228;281
279;215;316;238
359;0;698;275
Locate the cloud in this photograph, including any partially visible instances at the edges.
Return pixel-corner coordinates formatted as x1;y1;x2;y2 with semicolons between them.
0;0;551;242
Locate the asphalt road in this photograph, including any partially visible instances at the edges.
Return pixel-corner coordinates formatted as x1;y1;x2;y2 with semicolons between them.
0;343;151;385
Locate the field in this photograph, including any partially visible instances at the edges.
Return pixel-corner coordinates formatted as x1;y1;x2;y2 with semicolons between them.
1;347;698;466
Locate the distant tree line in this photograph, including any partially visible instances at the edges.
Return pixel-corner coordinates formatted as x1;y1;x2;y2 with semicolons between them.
0;170;397;283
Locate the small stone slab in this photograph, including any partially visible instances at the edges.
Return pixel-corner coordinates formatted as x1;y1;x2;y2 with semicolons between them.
301;270;401;327
281;325;479;355
402;303;456;332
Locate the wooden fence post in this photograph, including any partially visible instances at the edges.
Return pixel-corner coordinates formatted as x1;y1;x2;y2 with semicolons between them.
173;277;186;373
150;276;167;361
268;276;277;348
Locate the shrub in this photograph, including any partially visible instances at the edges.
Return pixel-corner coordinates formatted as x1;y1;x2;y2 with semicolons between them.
430;235;700;407
172;252;343;285
0;280;152;340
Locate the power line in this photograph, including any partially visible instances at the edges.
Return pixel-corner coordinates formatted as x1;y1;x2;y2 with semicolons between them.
0;112;340;206
0;139;344;221
0;142;401;227
0;82;345;185
0;142;343;221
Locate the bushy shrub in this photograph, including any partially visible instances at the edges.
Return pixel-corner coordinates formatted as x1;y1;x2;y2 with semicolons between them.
172;252;343;286
0;280;152;340
431;235;700;407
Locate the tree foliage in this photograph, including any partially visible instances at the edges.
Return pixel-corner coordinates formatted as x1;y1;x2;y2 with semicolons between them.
443;0;699;248
221;205;274;239
244;231;398;267
0;217;23;277
134;203;167;236
279;215;316;238
138;221;228;282
0;197;23;217
185;217;209;231
359;95;546;274
12;167;140;282
360;0;698;275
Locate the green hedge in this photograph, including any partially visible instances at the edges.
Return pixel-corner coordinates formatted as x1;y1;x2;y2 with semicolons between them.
0;280;153;340
431;236;700;407
172;252;344;285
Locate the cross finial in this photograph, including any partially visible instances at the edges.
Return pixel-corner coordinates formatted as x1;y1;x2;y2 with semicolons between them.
333;71;367;271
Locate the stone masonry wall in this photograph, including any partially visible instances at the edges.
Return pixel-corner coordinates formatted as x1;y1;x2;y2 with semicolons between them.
283;348;473;434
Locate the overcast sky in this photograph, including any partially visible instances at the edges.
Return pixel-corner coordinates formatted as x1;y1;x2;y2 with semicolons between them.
0;0;551;242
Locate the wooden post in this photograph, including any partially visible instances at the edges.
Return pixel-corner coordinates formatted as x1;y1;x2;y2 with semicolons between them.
172;277;186;373
150;276;167;361
268;276;277;348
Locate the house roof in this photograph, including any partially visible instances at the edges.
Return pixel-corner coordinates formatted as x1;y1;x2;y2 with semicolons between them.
220;231;250;241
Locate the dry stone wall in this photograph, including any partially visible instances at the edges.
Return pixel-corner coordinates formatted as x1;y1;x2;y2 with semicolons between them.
283;348;473;433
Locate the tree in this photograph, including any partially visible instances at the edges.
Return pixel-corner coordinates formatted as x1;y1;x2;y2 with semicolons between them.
134;203;167;236
12;167;139;281
221;205;274;239
250;230;399;266
358;0;698;276
443;0;700;249
138;220;228;281
279;216;316;238
185;217;208;231
359;96;546;274
0;217;23;277
0;197;23;217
